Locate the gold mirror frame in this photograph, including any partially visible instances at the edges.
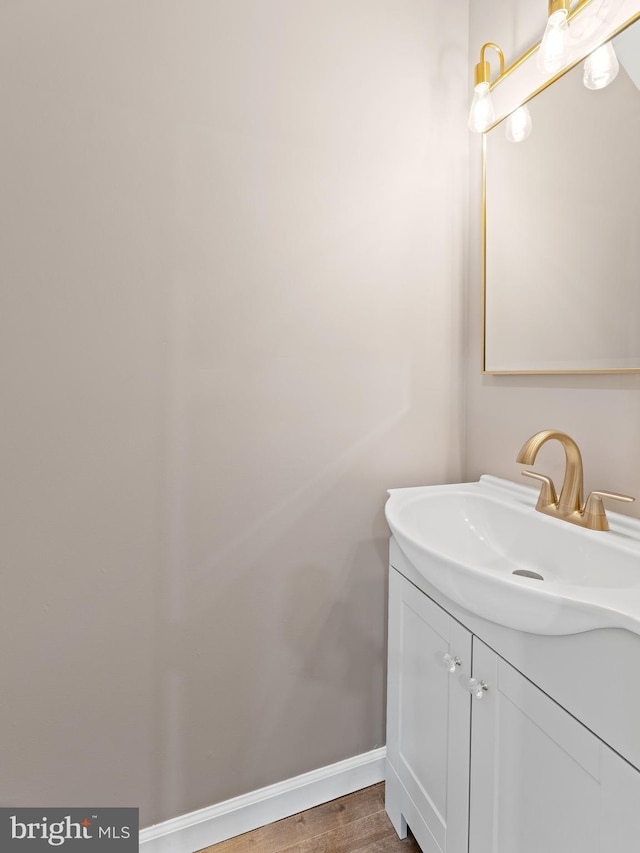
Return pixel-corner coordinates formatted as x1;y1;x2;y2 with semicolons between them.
481;10;640;375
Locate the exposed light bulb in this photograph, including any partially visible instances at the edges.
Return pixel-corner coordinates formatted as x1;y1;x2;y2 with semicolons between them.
537;9;570;74
583;41;619;90
505;105;533;143
468;82;495;133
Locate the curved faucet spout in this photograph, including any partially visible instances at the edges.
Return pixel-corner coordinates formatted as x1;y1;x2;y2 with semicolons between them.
516;430;584;514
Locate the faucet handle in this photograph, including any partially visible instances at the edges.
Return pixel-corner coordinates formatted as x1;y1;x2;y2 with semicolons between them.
583;490;636;531
522;470;558;510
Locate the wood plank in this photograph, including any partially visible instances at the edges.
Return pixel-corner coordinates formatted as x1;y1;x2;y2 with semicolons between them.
275;810;400;853
196;783;388;853
360;833;422;853
354;833;422;853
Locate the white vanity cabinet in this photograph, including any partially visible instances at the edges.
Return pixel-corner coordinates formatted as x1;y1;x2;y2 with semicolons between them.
386;559;640;853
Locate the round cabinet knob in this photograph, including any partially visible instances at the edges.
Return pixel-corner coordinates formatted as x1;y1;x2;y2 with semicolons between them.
468;678;489;699
442;653;462;673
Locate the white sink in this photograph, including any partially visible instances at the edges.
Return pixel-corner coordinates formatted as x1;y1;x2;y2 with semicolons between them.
386;475;640;636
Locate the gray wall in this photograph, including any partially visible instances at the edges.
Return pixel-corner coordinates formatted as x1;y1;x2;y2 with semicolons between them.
465;0;640;511
0;0;469;827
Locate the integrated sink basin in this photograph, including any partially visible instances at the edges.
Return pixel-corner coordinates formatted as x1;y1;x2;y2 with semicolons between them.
386;475;640;636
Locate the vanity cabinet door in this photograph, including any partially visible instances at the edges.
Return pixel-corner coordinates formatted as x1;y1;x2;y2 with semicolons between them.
469;638;640;853
386;568;472;853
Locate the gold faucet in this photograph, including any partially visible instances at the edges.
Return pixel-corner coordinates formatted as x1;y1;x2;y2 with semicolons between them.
516;430;635;531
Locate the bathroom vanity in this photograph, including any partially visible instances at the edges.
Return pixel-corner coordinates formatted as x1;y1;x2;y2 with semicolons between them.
384;478;640;853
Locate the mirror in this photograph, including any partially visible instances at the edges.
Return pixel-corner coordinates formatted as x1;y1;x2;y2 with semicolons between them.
483;16;640;373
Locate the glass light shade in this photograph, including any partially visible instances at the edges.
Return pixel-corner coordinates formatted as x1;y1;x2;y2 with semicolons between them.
468;82;495;133
537;9;570;74
583;42;619;90
505;105;533;143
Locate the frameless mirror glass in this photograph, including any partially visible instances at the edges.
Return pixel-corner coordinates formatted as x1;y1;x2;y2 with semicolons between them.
483;16;640;373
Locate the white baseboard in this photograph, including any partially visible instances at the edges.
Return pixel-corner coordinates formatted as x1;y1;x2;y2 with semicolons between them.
139;747;386;853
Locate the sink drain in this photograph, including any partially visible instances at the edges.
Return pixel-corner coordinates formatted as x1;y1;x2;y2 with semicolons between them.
513;569;544;581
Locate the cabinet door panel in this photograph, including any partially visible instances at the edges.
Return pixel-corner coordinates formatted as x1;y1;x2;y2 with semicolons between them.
387;569;471;853
469;638;640;853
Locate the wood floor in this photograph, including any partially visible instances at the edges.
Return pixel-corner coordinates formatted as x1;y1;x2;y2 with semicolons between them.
196;783;421;853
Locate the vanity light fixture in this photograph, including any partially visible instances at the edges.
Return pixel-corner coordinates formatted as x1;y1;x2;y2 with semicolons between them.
468;43;505;133
537;0;571;74
583;40;619;89
537;0;614;77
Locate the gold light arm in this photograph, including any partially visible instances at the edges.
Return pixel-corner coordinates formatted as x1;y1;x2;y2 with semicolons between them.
474;43;506;87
